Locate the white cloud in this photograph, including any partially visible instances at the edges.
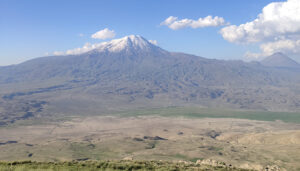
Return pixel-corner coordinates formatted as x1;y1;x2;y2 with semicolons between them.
244;38;300;60
149;40;158;45
221;0;300;43
78;33;84;37
52;28;116;55
161;15;226;30
220;0;300;60
53;42;105;56
161;16;177;26
260;39;300;55
91;28;116;40
244;51;263;61
53;51;65;56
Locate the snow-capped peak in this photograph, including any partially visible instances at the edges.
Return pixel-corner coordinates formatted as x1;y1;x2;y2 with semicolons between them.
92;35;157;53
53;35;161;56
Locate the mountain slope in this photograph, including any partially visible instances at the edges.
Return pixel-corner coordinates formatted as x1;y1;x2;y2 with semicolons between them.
0;36;298;86
0;35;300;124
261;52;300;68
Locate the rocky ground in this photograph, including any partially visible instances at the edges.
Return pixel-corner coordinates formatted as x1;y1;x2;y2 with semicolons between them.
0;116;299;170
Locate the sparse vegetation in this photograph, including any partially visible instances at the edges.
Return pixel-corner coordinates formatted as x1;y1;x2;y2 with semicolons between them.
0;115;299;170
117;107;300;123
0;160;253;171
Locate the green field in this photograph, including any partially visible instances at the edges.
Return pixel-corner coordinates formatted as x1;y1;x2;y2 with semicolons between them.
6;107;300;128
116;107;300;123
0;160;252;171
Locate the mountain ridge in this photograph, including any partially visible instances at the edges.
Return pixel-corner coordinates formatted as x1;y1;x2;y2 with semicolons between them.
0;35;300;125
1;35;300;88
261;52;300;68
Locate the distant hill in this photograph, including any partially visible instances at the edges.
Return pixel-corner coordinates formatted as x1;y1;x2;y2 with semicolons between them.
0;35;300;124
261;52;300;68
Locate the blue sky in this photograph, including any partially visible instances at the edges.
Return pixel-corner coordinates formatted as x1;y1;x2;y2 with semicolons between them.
1;0;299;66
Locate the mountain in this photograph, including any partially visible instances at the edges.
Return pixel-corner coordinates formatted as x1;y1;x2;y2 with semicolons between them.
261;52;300;68
0;36;298;86
0;35;168;83
0;35;300;125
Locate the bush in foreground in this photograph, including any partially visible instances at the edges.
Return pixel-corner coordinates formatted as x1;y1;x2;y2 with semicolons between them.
0;160;254;171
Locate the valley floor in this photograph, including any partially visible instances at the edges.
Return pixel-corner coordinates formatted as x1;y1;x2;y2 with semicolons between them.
0;114;300;170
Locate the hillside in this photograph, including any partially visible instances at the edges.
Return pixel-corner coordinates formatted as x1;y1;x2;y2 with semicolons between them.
0;35;300;125
261;52;300;68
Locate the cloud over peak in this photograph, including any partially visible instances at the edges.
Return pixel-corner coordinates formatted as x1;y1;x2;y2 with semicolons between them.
161;15;226;30
221;0;300;43
220;0;300;60
244;39;300;60
91;28;116;40
149;40;158;45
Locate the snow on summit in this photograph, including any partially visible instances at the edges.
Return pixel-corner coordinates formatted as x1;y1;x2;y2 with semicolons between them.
54;35;158;56
94;35;155;52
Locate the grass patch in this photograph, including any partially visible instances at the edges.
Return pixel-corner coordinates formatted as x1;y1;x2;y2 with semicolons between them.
116;107;300;123
0;160;253;171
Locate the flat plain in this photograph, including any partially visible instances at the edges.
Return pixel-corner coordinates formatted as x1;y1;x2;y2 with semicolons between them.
0;108;299;170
